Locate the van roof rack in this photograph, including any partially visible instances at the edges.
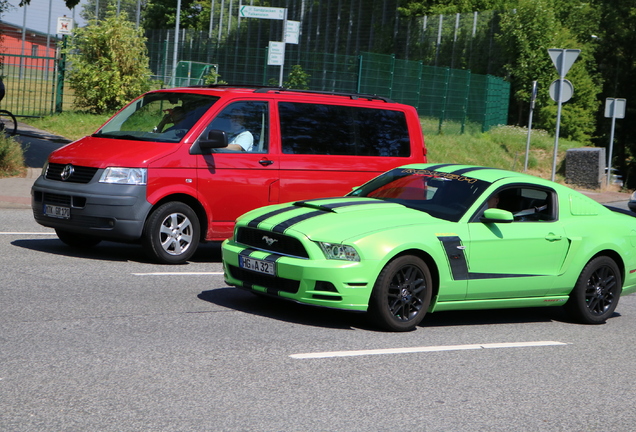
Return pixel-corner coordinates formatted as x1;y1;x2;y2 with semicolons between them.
187;84;395;103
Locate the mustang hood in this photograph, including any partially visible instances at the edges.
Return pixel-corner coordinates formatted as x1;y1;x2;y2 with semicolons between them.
241;197;439;242
48;136;180;168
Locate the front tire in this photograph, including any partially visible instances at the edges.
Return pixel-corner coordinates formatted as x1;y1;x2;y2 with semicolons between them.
565;256;621;324
142;202;200;264
368;255;432;331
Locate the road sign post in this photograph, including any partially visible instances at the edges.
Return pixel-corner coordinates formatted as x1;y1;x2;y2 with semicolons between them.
548;48;580;181
604;98;627;187
524;80;538;172
239;5;291;86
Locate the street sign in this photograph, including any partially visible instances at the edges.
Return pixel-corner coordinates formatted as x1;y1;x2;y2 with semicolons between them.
605;98;626;119
57;16;73;35
604;98;627;186
240;6;285;20
285;21;300;44
547;48;580;182
549;79;573;103
268;41;285;66
548;48;580;78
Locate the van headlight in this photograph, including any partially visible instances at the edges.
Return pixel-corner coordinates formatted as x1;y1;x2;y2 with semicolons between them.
318;242;360;261
99;167;147;185
41;161;49;177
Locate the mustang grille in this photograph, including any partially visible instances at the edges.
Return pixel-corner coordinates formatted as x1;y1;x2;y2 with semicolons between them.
228;265;300;294
236;227;309;258
46;163;99;183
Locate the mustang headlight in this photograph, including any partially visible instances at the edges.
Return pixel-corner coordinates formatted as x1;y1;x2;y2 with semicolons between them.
99;167;147;185
318;242;360;261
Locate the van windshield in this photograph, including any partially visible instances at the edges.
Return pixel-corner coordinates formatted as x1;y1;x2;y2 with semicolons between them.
93;92;219;143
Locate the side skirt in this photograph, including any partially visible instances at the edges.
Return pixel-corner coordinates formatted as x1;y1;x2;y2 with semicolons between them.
430;296;570;312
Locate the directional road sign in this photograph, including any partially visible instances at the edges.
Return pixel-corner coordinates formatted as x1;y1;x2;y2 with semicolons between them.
240;6;285;20
268;41;285;66
605;98;626;119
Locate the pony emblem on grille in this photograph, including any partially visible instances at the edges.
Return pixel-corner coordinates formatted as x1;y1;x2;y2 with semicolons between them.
262;236;278;246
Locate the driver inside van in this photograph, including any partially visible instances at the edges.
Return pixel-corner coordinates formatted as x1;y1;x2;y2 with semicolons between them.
226;108;254;151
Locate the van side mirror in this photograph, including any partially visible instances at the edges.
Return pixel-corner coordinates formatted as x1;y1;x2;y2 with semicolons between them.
480;208;514;223
199;129;228;150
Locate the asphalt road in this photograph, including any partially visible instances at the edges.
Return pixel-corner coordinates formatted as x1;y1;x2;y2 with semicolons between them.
2;207;636;431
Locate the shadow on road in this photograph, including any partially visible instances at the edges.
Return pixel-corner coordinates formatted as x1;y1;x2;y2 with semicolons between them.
197;287;589;331
10;238;224;263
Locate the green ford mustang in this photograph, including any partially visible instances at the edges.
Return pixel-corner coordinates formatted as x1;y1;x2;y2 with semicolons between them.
222;163;636;331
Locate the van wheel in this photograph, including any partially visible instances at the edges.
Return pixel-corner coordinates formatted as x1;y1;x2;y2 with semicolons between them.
367;255;432;332
55;229;102;248
143;202;200;264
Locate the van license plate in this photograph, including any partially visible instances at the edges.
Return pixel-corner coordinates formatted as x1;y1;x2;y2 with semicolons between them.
44;204;71;219
239;256;276;276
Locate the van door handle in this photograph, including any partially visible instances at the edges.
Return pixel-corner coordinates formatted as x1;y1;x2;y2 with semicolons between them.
259;158;274;166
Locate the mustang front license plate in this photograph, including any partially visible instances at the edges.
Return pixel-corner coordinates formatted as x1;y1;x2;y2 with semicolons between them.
44;204;70;219
239;255;276;276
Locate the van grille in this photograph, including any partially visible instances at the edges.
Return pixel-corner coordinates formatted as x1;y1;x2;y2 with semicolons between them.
236;227;309;258
46;163;99;183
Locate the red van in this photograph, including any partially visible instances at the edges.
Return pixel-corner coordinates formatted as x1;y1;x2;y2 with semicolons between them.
32;86;426;263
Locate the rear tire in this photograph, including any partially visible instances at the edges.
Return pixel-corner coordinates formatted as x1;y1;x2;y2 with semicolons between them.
368;255;432;332
565;256;621;324
142;202;200;264
55;229;102;248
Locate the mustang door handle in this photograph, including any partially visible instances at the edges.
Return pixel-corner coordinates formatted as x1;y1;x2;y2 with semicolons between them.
259;158;275;166
545;233;563;242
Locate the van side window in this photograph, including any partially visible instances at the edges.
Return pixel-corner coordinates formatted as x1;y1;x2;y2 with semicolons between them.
204;101;269;152
279;102;410;156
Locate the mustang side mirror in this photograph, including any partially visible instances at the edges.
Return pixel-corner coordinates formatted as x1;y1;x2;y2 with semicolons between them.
480;208;514;223
199;129;228;150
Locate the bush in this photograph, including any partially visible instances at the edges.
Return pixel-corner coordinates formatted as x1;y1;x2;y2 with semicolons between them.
64;7;153;114
0;134;26;177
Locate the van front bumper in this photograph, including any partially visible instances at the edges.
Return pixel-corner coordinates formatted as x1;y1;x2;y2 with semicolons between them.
31;175;151;241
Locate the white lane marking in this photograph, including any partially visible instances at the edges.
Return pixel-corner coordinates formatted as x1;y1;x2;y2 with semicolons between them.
290;341;568;359
0;232;56;235
132;272;224;276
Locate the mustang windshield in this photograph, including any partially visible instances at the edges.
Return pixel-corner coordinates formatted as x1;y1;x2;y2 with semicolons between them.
94;92;219;143
349;167;491;222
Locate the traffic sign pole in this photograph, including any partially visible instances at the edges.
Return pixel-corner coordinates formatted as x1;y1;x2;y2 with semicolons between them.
279;9;288;86
547;48;580;181
605;98;627;187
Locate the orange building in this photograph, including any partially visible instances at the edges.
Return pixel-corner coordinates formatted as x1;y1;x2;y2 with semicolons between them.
0;20;59;70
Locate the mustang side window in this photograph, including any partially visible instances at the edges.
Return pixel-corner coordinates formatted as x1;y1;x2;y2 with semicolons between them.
485;187;556;222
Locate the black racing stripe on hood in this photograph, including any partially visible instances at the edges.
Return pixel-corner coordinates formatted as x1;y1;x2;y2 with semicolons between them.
271;210;324;233
247;206;298;228
295;199;393;211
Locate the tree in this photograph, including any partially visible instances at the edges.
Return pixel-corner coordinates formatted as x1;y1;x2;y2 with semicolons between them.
496;0;601;143
19;0;80;8
80;0;141;23
64;8;153;114
593;0;636;186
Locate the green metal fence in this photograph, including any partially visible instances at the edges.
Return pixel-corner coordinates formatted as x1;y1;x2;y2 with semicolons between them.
2;46;509;134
